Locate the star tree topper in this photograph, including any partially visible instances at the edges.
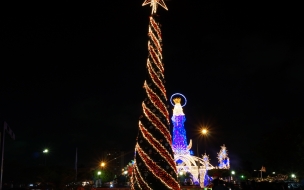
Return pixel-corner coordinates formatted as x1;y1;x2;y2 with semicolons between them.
142;0;168;13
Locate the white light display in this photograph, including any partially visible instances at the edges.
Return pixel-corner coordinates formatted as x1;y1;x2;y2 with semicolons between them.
142;0;168;14
171;94;214;188
217;144;230;169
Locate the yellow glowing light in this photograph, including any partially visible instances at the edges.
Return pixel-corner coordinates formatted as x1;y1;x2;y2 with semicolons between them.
202;129;207;135
101;162;105;167
173;98;181;104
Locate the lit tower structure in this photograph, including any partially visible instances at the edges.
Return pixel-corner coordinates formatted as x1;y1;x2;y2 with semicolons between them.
130;1;180;189
170;93;214;188
171;96;187;154
217;144;230;169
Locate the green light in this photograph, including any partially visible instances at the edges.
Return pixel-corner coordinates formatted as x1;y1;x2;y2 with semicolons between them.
241;175;244;178
97;171;101;175
231;171;235;175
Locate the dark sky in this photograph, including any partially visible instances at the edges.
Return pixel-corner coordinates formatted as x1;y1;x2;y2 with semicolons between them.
1;0;304;172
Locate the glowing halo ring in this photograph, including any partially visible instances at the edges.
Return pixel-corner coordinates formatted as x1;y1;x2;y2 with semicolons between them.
170;93;187;107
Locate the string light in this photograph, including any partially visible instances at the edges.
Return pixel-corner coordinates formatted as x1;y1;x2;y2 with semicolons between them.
147;61;166;98
217;144;230;169
171;96;188;154
148;29;162;55
142;0;168;14
139;122;176;171
150;17;162;39
144;81;169;123
131;1;179;189
133;164;152;190
142;102;171;145
148;45;164;73
171;94;215;187
136;144;180;189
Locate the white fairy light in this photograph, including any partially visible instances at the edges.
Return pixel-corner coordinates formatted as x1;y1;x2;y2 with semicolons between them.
142;0;168;14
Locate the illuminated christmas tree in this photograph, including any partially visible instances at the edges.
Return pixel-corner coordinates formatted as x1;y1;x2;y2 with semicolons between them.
130;0;180;189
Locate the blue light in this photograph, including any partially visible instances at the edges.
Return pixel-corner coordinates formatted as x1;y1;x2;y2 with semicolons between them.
176;159;183;164
172;115;188;152
223;159;227;165
171;93;190;154
204;174;212;187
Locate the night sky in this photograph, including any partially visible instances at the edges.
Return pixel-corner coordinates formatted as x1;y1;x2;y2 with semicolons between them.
1;0;304;174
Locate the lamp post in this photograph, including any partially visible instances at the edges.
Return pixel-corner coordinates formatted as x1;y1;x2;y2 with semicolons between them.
43;149;48;165
197;128;208;188
179;171;184;185
98;162;105;187
231;171;235;183
201;129;207;153
97;171;101;187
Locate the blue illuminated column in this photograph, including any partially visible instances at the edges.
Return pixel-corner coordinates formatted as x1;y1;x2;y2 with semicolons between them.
171;98;188;154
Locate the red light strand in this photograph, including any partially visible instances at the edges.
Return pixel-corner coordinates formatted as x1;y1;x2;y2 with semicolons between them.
136;143;180;189
142;102;171;145
144;81;169;123
139;122;176;172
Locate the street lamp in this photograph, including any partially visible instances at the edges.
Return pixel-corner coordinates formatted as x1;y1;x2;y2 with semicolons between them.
179;171;184;185
291;174;296;179
201;128;208;152
197;128;208;187
101;162;105;168
231;171;235;181
202;129;207;135
97;171;101;187
43;149;48;165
